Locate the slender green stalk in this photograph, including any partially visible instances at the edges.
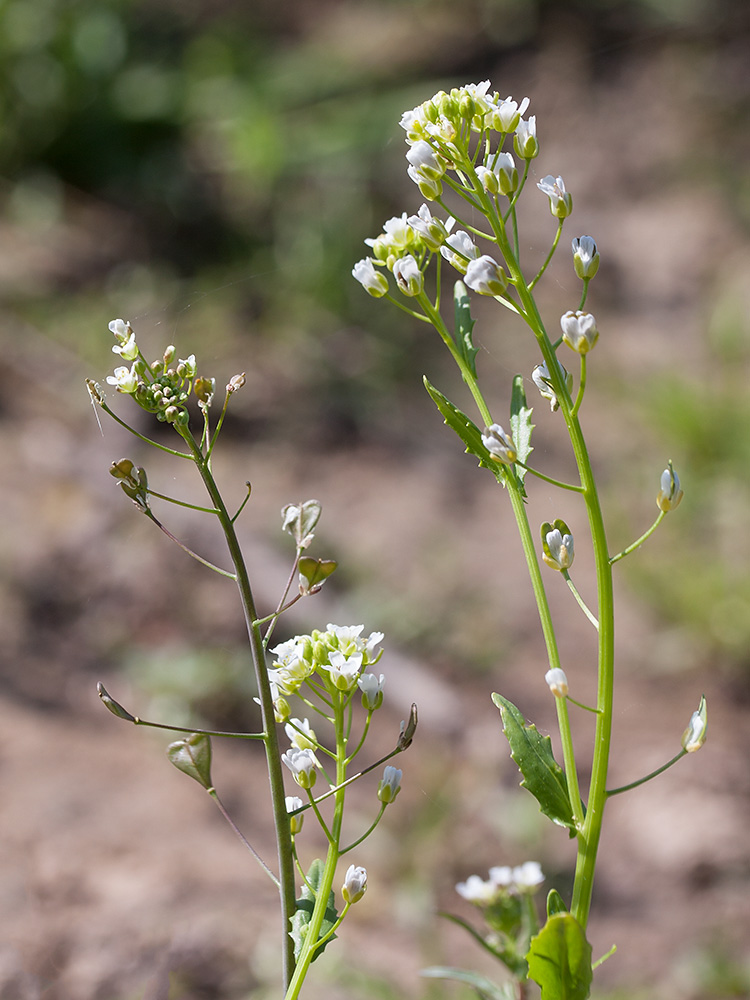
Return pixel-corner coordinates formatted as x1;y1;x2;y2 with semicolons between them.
610;510;666;564
606;750;686;797
562;571;599;630
179;427;297;989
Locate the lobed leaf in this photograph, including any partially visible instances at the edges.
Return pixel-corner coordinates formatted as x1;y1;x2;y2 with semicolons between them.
509;374;534;487
492;693;575;831
290;858;338;962
453;281;479;378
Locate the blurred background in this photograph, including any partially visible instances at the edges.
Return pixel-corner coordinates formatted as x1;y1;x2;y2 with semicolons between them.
2;0;750;997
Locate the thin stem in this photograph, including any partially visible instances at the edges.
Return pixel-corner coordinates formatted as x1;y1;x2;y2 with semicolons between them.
554;695;585;829
144;511;236;579
578;277;591;311
209;789;279;885
515;461;584;493
96;400;192;458
146;489;220;514
529;219;564;290
562;571;600;630
610;510;667;564
340;803;386;854
132;717;265;739
179;428;297;988
231;483;253;523
606;751;686;797
571;354;586;418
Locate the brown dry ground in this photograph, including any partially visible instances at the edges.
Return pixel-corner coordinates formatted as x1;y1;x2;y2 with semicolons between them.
2;21;750;1000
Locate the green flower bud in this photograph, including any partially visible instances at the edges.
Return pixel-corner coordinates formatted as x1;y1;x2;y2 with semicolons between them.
682;695;707;753
656;461;683;512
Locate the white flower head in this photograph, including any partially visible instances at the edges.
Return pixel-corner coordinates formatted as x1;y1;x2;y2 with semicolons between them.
541;519;574;571
572;235;600;279
489;96;530;133
405;140;446;182
656;461;684;512
456;874;499;905
440;231;480;274
352;258;389;297
545;668;569;698
514;115;538;159
512;861;545;893
285;717;317;750
465;255;508;297
532;360;573;412
488;865;514;887
111;330;138;361
481;423;517;464
358;672;385;710
560;310;599;354
342;864;368;904
281;747;318;789
392;254;423;297
407;204;453;252
286;795;304;834
323;649;363;692
378;765;402;804
537;174;572;217
106;364;139;393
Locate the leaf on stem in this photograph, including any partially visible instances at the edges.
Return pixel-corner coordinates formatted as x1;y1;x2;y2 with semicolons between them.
510;374;534;488
290;858;339;962
526;913;593;1000
423;379;506;486
421;966;513;1000
453;281;479;378
492;693;575;831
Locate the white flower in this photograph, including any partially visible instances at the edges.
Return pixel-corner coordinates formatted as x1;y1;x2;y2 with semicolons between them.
407;164;443;200
537;174;572;218
572;235;600;279
682;695;707;753
656;461;683;512
281;747;318;788
514;115;538;158
542;520;575;571
285;717;317;750
456;874;499;904
323;649;363;691
392;254;423;296
108;318;132;342
286;795;304;834
532;360;573;412
481;423;517;464
342;864;368;904
405;140;445;181
476;152;517;196
465;255;508;296
179;354;197;378
378;765;402;804
489;96;530;133
352;258;389;297
106;364;139;393
560;310;599;354
440;231;480;273
512;861;545;893
488;865;514;887
111;331;138;361
545;668;569;698
407;204;453;251
358;672;385;710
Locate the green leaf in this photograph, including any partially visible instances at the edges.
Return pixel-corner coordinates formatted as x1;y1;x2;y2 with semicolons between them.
421;966;514;1000
423;377;508;487
454;281;479;378
547;889;568;917
492;693;575;830
527;914;593;1000
290;858;338;963
510;375;534;487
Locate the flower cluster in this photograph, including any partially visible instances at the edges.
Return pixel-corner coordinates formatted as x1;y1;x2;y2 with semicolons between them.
456;861;545;904
104;318;209;426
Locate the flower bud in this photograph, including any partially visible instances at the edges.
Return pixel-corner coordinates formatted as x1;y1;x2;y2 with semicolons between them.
341;864;368;904
544;668;569;698
407;204;451;252
352;258;389;297
163;344;176;365
392;254;423;297
560;310;599;354
531;360;573;412
681;695;707;753
656;461;683;512
465;255;508;296
481;424;517;464
514;116;538;159
407;166;443;200
572;236;600;280
541;519;574;571
358;672;385;710
286;795;304;835
537;174;572;218
281;747;318;788
285;717;317;751
227;372;246;393
377;765;402;804
405;140;446;182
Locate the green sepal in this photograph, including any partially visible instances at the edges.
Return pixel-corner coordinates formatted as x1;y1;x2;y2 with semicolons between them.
290;858;338;963
526;913;593;1000
510;375;534;488
453;281;479;378
423;377;508;488
166;732;213;789
547;889;568;917
421;966;514;1000
492;693;575;831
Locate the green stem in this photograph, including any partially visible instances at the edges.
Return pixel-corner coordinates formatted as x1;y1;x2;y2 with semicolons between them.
610;510;666;564
571;354;586;418
144;511;236;579
529;219;564;289
606;750;686;797
180;428;297;989
515;461;584;493
341;803;386;854
562;571;599;630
